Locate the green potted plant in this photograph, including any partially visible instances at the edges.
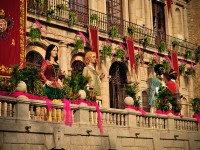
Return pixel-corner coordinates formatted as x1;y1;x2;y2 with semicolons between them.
179;64;186;76
151;59;156;68
34;0;44;7
109;25;118;38
125;82;140;108
187;68;196;78
162;60;171;73
11;65;44;95
29;27;41;43
127;25;136;37
115;48;126;61
102;44;112;59
56;4;66;11
156;86;174;112
135;54;140;66
185;49;192;59
61;72;89;100
68;11;77;26
143;36;150;48
90;13;98;25
159;41;166;52
47;7;55;21
74;37;84;52
190;98;200;115
172;40;179;49
197;53;200;63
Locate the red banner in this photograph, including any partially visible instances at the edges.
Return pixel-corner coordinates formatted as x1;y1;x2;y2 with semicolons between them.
171;51;179;74
0;0;26;76
126;37;135;73
89;26;100;68
167;0;171;13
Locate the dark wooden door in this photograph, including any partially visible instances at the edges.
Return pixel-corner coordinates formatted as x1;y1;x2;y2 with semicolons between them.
109;62;127;109
152;0;166;45
69;0;89;25
106;0;123;35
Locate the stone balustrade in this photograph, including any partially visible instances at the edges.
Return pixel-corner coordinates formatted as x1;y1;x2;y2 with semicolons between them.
0;96;199;131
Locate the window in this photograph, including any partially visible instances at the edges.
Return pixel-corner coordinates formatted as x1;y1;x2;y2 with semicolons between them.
26;51;43;68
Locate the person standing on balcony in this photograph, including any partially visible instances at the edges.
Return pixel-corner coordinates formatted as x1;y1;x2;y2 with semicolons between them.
83;51;105;100
39;44;66;100
167;70;182;111
149;64;165;113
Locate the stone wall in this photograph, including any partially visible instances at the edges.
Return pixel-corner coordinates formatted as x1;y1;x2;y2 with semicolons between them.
187;0;200;98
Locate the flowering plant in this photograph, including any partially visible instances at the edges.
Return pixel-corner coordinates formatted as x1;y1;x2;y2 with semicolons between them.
190;98;200;114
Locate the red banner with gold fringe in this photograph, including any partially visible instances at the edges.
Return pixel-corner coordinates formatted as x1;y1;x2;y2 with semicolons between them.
171;51;179;74
0;0;26;76
126;37;136;73
89;26;100;68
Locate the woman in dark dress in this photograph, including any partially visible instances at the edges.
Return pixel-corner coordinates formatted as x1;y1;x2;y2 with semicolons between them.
39;44;65;99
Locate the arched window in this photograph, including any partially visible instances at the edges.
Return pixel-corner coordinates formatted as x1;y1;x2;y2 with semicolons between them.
109;61;127;109
71;60;85;76
142;91;150;112
175;8;182;34
26;51;43;68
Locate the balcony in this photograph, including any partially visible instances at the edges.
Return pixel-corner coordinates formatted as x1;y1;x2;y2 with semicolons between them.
27;0;199;62
0;95;199;149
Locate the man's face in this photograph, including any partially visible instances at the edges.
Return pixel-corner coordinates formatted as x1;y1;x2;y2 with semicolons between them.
89;53;97;64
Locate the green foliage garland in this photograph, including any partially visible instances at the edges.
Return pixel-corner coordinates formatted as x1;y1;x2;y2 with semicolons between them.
159;41;166;52
143;36;150;48
61;73;89;100
179;64;186;76
74;38;84;52
127;26;136;37
172;40;179;49
29;27;41;43
185;49;192;59
109;25;118;38
190;98;200;114
102;44;112;59
69;11;77;26
162;60;171;73
90;14;98;25
115;48;126;61
47;8;55;21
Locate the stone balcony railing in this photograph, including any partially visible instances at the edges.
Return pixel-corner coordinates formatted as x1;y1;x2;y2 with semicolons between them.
0;95;199;131
0;96;200;149
27;0;199;61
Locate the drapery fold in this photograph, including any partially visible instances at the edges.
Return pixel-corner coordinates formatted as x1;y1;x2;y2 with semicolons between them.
0;0;26;76
126;37;135;73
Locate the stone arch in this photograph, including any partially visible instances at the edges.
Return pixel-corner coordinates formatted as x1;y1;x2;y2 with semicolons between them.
26;51;43;68
142;90;150;112
109;61;128;109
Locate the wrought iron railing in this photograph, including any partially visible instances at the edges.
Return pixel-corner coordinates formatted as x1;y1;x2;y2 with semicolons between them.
27;0;199;60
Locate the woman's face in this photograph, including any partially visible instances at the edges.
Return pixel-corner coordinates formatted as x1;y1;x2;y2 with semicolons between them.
50;47;58;58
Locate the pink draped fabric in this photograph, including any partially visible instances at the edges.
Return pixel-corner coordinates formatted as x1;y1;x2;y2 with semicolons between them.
63;99;72;126
125;105;146;116
96;103;103;134
193;114;200;124
78;32;89;44
155;110;172;115
153;53;159;64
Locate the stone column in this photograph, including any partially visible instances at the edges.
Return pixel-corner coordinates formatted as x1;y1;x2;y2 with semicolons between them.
183;7;189;40
188;76;194;99
171;2;177;36
100;57;111;109
129;0;136;23
58;41;69;76
16;96;30;120
122;0;129;21
144;0;151;29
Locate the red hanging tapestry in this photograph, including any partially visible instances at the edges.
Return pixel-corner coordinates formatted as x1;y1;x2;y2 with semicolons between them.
166;0;171;13
89;26;100;68
171;51;179;74
126;37;136;73
0;0;26;76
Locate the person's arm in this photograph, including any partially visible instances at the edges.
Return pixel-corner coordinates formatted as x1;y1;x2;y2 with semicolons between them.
39;60;48;84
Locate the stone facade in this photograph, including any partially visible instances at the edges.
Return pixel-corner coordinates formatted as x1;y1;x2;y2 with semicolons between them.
187;0;200;98
26;0;197;116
